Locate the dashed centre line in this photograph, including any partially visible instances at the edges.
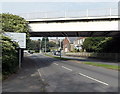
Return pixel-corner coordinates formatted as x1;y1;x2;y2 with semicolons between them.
62;66;72;71
78;73;109;86
37;59;109;86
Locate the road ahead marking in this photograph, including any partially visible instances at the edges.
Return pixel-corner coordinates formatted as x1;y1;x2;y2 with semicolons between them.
62;66;72;71
78;73;109;86
54;63;59;65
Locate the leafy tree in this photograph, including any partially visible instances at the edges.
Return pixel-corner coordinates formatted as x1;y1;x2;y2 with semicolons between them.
27;39;41;52
1;35;19;76
96;37;120;53
41;37;50;52
83;37;105;52
1;13;29;37
83;37;120;53
1;13;30;77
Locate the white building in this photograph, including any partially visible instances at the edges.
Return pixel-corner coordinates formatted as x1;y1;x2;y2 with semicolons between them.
73;37;86;51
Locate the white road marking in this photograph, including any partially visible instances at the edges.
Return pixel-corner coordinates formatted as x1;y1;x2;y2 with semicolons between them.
54;63;59;65
62;66;72;71
37;69;42;77
78;73;109;86
37;69;45;81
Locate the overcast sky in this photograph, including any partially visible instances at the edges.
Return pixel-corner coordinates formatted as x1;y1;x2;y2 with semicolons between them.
1;2;118;14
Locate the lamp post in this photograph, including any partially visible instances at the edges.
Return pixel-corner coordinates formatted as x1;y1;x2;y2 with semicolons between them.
45;37;46;54
39;39;41;53
59;39;62;58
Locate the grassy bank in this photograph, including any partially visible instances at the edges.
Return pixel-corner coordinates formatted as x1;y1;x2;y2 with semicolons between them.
45;54;120;71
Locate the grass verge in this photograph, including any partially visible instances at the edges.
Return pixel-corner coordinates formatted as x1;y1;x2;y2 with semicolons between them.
82;62;120;71
45;54;120;71
45;54;71;60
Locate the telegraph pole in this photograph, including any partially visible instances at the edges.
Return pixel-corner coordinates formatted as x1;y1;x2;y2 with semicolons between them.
59;39;62;58
45;37;46;54
39;39;41;53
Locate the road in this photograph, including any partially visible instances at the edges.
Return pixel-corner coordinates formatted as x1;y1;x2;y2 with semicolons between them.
3;53;119;92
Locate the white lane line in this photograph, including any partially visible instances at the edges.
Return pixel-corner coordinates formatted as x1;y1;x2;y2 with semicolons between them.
78;73;109;86
37;69;45;81
62;66;72;71
37;69;42;77
54;63;59;65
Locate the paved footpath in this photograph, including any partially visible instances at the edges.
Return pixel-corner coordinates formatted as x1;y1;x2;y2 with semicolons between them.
2;56;46;92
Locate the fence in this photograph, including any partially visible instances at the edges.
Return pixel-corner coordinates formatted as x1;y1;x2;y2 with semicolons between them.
18;8;118;20
65;52;120;62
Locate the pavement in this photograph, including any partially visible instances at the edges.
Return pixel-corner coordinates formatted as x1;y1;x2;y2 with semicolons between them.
2;53;119;92
2;56;46;92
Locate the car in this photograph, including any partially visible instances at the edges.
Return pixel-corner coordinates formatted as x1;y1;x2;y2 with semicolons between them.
28;50;34;54
55;51;61;56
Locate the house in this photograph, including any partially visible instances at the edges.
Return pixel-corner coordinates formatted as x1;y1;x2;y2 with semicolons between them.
49;39;57;43
63;37;77;52
73;37;86;51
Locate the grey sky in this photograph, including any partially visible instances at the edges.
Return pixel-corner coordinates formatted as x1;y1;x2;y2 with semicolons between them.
1;2;118;14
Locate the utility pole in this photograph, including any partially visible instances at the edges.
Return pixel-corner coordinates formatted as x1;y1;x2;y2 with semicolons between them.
39;39;41;53
56;37;58;51
59;39;62;58
45;37;46;54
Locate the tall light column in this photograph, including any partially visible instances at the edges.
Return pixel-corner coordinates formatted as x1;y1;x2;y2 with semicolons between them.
45;37;46;54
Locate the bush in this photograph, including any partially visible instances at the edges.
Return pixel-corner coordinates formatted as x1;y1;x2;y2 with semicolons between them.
1;35;19;76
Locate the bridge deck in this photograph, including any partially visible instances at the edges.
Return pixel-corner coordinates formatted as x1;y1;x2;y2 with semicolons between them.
28;16;120;37
30;31;120;37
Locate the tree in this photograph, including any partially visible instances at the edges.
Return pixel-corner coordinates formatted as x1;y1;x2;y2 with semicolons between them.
1;13;30;77
1;13;29;38
27;39;42;52
83;37;105;52
41;37;50;52
96;37;120;53
83;37;120;53
1;35;19;76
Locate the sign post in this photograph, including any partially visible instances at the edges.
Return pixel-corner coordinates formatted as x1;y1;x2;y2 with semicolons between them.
19;49;21;68
4;32;26;68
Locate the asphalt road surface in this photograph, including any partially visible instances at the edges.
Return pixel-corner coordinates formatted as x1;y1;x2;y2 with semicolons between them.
3;53;119;92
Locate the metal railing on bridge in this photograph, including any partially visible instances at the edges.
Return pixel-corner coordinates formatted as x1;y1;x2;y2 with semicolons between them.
18;8;118;20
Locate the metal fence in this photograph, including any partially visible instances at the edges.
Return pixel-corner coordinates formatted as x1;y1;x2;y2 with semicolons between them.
18;8;118;20
65;52;120;62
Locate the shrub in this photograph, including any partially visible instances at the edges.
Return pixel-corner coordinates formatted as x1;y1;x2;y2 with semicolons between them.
1;35;19;76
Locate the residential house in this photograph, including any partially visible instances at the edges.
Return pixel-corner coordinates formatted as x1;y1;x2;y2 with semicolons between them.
63;37;77;52
73;37;86;51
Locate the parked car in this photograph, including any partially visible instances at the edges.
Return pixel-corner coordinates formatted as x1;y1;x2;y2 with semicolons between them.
28;50;34;54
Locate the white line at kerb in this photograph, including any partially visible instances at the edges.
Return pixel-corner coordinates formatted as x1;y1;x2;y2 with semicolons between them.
78;73;109;86
37;69;42;77
54;63;59;65
37;69;45;82
62;66;72;71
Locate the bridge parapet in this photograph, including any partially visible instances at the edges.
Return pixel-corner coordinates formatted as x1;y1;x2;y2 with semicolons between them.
19;8;118;20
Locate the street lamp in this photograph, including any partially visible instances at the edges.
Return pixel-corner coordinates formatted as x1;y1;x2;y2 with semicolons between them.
45;37;46;54
39;39;41;53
